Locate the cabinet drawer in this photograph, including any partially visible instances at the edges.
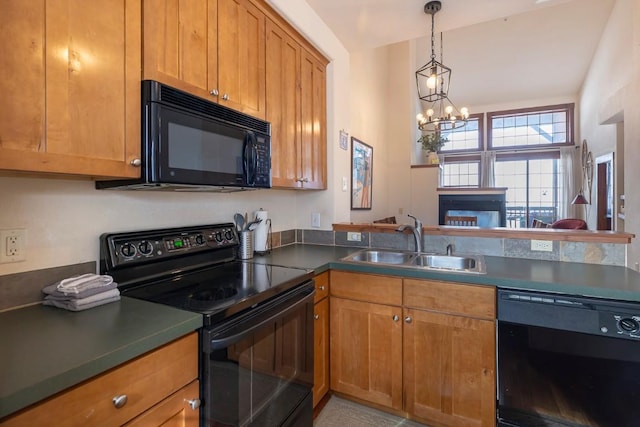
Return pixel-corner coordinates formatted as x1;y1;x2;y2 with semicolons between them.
330;271;402;306
314;271;329;303
3;333;198;427
403;279;495;319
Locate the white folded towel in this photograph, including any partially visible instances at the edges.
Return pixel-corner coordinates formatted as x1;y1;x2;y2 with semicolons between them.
55;273;114;295
43;288;121;311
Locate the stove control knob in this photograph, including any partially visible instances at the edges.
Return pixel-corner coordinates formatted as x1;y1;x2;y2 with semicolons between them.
138;241;153;255
195;234;206;245
224;230;234;241
214;232;223;242
618;317;639;333
120;243;136;258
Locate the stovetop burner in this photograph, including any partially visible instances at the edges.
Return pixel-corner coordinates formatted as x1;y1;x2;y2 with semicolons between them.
99;223;313;327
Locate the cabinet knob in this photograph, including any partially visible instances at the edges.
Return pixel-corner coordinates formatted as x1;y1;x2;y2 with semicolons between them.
186;398;201;410
314;314;320;320
404;316;412;324
392;315;399;322
319;285;325;291
222;93;229;101
210;89;219;96
130;158;141;167
112;394;128;409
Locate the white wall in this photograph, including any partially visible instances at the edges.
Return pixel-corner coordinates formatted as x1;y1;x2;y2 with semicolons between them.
579;0;637;262
0;0;352;276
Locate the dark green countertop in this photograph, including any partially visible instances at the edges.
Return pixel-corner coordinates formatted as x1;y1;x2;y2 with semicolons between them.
0;297;202;419
254;244;640;302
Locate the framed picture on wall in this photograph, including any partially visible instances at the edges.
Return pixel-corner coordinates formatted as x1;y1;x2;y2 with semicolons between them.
351;137;373;210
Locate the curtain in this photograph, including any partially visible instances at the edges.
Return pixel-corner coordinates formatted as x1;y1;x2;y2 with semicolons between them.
559;146;576;219
480;151;496;187
438;154;445;187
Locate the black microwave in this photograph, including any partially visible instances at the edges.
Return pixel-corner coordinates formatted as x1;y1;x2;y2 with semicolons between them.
96;80;271;191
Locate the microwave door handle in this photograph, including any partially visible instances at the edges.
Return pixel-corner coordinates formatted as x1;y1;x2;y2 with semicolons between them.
243;132;258;185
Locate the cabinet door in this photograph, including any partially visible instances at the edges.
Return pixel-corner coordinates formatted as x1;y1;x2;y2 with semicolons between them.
124;380;200;426
403;308;496;427
143;0;216;99
299;49;327;189
266;18;301;188
313;297;329;407
217;0;266;118
330;297;403;410
0;0;141;178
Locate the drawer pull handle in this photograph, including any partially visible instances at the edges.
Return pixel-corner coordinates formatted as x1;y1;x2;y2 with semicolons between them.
314;314;320;320
404;316;412;324
319;285;325;291
392;315;399;322
186;398;201;410
112;394;128;409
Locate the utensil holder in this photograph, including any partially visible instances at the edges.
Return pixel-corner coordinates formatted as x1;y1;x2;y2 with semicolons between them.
238;230;254;259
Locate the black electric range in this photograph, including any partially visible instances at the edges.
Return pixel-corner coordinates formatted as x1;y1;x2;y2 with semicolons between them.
100;223;316;426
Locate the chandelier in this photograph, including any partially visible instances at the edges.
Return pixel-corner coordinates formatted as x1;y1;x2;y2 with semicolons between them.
415;1;468;132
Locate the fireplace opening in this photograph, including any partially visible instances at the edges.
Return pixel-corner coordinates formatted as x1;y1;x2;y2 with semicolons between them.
439;193;507;227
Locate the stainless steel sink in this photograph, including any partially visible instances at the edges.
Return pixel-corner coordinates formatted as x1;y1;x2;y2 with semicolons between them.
342;250;415;265
341;249;486;274
412;254;485;273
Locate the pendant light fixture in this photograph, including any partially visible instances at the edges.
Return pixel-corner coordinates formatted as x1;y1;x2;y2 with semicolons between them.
415;1;468;133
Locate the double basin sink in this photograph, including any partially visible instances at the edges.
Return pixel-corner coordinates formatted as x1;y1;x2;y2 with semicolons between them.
341;249;486;274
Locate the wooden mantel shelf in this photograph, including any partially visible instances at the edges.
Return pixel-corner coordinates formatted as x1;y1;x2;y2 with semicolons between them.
332;223;634;244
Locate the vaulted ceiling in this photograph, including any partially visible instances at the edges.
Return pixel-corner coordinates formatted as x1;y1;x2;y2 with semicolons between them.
306;0;616;106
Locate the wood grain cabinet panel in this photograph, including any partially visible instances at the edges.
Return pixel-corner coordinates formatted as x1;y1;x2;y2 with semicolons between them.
2;333;199;427
265;15;327;189
125;380;200;427
403;308;496;427
143;0;266;119
313;296;330;407
330;296;403;410
0;0;141;178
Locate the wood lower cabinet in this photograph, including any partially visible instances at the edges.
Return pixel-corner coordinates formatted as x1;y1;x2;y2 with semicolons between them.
143;0;266;119
0;0;141;178
2;333;199;427
329;271;496;427
313;272;330;407
330;271;403;410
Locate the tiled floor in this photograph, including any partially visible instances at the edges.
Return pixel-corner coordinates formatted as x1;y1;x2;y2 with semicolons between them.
314;396;427;427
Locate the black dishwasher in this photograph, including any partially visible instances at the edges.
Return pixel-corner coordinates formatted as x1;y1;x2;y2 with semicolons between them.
497;289;640;427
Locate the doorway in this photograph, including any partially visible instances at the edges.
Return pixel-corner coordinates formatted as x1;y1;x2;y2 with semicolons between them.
596;153;613;230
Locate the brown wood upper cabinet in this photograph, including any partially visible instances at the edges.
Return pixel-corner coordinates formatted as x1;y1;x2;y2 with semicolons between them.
143;0;266;119
265;18;327;189
0;0;142;178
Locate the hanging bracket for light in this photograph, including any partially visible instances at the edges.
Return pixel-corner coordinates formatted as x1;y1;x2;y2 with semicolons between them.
415;1;468;133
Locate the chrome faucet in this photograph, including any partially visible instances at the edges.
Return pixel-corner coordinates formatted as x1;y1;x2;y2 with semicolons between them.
446;243;454;256
396;214;423;253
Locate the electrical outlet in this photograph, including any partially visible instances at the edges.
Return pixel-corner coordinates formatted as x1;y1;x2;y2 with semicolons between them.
531;239;553;252
347;232;362;242
311;213;321;228
0;229;27;263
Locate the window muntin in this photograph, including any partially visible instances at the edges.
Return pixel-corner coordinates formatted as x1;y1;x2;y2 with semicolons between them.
440;114;484;152
488;104;573;150
441;160;480;187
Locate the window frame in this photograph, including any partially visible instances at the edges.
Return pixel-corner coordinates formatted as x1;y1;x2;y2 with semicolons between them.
487;103;574;151
440;154;481;188
439;113;485;154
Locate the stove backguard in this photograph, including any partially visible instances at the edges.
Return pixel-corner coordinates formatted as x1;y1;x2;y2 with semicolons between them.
439;194;506;227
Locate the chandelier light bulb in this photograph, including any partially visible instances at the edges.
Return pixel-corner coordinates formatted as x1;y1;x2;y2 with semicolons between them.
460;107;469;118
426;108;434;117
417;113;425;121
426;74;437;89
445;105;453;115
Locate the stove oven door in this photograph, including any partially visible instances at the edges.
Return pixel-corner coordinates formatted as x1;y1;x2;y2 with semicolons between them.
201;282;314;427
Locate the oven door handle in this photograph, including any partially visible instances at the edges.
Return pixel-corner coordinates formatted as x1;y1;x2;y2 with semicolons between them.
207;284;314;350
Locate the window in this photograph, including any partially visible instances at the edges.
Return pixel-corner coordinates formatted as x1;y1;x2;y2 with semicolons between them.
440;114;484;152
441;158;480;187
494;152;560;228
488;104;574;149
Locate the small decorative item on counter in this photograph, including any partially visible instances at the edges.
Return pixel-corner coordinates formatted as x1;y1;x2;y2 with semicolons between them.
42;273;120;311
418;133;447;164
